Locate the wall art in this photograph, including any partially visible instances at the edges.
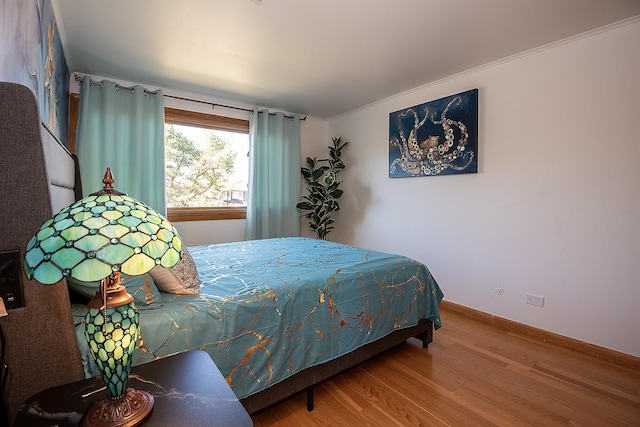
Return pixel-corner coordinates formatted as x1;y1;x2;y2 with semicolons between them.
389;88;478;178
0;0;70;145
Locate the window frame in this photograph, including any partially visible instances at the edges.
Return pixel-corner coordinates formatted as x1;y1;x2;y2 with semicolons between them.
164;108;249;222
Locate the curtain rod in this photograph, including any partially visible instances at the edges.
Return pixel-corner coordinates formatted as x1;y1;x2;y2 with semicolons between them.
163;94;306;120
74;73;306;120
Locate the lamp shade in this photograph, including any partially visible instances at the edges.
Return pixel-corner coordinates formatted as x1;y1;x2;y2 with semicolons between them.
24;181;181;284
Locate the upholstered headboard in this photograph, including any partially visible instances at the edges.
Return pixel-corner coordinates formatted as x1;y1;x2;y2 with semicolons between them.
41;122;83;214
0;82;84;423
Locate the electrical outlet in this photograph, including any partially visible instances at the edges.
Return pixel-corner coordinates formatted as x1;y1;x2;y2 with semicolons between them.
0;250;25;309
525;293;544;307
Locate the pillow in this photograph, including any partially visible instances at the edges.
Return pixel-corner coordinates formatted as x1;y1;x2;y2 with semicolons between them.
66;272;162;309
149;246;200;295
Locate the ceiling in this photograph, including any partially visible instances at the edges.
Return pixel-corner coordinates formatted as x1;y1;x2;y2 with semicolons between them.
53;0;640;119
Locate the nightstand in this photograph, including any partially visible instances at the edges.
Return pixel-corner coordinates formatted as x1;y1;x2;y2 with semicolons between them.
14;350;253;426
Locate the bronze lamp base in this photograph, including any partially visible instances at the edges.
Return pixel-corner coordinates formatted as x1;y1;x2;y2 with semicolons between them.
81;388;154;427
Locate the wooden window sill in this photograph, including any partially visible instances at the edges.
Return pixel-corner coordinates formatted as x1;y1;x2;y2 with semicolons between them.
167;207;246;222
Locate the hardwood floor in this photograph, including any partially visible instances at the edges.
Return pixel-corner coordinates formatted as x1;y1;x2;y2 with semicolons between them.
251;306;640;426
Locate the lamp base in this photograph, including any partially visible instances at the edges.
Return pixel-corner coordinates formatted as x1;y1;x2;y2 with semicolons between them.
81;388;154;427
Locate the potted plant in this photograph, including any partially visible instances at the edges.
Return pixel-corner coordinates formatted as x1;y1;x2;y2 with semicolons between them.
297;137;349;240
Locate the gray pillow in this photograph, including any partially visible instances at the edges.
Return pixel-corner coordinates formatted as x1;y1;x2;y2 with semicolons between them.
149;246;200;295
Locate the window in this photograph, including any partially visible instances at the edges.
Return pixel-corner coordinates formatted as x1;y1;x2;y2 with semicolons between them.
165;108;249;222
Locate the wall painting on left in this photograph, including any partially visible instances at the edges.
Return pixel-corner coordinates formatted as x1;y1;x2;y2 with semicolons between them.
0;0;70;145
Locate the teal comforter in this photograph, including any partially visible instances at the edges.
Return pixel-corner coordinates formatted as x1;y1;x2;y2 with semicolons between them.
74;237;443;399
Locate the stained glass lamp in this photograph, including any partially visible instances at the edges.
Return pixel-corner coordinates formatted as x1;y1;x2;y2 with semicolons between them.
24;168;182;427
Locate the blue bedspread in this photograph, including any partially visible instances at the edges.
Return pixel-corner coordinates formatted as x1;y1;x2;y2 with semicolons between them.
73;237;443;399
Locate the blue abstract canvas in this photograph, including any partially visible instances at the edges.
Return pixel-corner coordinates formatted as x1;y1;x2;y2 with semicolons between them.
389;89;478;178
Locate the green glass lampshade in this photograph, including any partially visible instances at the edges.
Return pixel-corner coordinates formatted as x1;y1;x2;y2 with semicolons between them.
24;172;181;284
23;168;182;427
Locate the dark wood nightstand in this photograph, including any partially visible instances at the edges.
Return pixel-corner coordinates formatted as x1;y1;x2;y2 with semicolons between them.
14;350;253;426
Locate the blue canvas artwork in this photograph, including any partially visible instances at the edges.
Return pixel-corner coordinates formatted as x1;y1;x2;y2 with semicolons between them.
389;89;478;178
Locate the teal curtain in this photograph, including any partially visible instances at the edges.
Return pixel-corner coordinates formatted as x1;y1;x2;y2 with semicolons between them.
76;76;166;213
245;109;301;240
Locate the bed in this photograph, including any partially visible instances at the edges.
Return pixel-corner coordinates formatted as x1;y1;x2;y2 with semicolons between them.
0;81;443;419
71;237;443;413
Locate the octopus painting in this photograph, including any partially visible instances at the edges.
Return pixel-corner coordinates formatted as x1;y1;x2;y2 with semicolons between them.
389;89;478;177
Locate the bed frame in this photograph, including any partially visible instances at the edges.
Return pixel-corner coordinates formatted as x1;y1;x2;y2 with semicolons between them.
241;319;432;413
0;82;433;421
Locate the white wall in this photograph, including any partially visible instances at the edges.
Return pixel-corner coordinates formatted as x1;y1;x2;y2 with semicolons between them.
326;19;640;357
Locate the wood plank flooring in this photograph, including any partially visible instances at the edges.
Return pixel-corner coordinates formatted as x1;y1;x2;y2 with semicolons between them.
251;306;640;426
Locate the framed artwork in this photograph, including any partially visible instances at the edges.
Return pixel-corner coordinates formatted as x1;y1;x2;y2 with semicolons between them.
389;88;478;178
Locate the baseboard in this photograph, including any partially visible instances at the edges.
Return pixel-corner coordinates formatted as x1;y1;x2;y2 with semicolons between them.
439;300;640;371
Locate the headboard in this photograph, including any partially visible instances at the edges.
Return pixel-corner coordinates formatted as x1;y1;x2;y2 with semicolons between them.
41;122;83;213
0;82;84;423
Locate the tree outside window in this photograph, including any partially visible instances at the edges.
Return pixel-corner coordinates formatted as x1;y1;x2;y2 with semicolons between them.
165;124;247;208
